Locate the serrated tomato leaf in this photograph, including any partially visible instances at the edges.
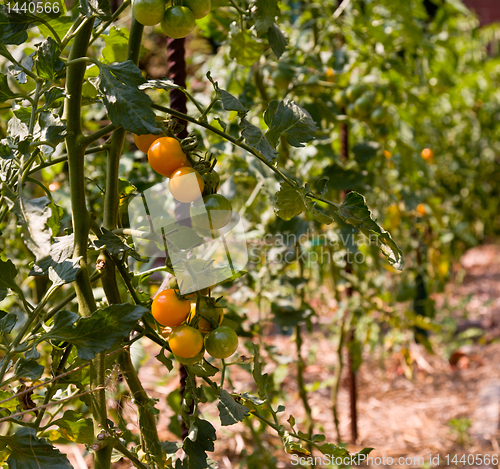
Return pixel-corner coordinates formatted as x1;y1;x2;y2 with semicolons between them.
44;304;148;360
338;191;404;270
0;428;72;469
265;100;318;148
35;37;64;80
218;390;249;426
79;0;111;20
240;119;277;162
0;73;16;102
183;418;216;469
49;410;94;445
91;61;160;135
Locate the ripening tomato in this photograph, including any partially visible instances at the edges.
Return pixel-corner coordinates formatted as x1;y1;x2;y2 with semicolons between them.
134;133;162;153
416;204;427;216
204;326;238;359
188;298;224;334
168;325;204;358
169;167;205;203
147;137;189;177
421;148;434;160
152;289;190;327
325;67;336;83
384;150;392;159
161;6;195;39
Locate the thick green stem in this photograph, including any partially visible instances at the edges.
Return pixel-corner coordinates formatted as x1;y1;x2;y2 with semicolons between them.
64;19;112;469
119;351;164;469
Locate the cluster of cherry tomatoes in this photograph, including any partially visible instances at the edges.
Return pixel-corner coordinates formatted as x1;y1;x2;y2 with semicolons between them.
132;0;211;39
133;132;238;363
151;289;238;363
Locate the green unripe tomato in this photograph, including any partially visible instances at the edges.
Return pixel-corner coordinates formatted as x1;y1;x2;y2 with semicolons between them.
132;0;165;26
181;0;211;19
161;6;195;38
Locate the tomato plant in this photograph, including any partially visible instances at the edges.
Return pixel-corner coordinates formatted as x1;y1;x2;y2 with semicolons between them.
0;0;498;467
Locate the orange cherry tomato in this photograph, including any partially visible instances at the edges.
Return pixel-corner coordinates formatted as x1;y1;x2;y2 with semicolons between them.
384;150;392;159
168;325;204;358
169;167;205;203
421;148;434;160
147;137;189;178
151;288;190;327
416;204;427;216
134;133;162;153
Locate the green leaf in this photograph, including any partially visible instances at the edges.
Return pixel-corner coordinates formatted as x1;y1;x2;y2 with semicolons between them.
240;119;277;162
183;418;216;469
265;100;318;148
0;427;72;469
275;183;305;220
0;6;36;45
0;73;16;102
50;411;94;445
252;343;269;399
91;61;161;135
155;348;174;372
0;259;22;295
44;304;148;360
253;0;280;35
79;0;111;20
267;23;287;59
0;310;17;335
13;358;44;381
42;87;66;109
31;235;74;276
48;258;81;286
15;196;53;262
229;30;266;67
187;359;218;378
338;192;404;270
217;390;249;426
102;27;130;64
206;72;246;113
94;228;131;255
316;442;350;458
0;390;18;411
160;440;182;454
35;37;64;80
352;141;380;164
38;111;67;148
